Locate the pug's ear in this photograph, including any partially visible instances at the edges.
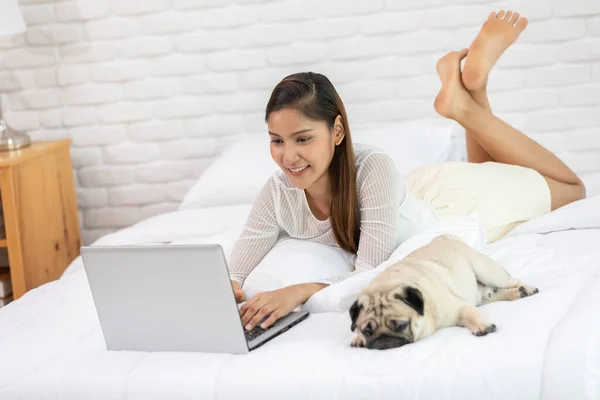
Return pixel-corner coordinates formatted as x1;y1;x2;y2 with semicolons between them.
349;300;362;331
394;286;424;316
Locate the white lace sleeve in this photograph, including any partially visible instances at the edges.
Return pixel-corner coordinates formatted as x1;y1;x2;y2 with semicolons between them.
228;177;281;285
318;152;439;284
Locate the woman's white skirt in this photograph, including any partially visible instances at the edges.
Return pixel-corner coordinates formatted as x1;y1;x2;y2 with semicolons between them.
404;161;552;243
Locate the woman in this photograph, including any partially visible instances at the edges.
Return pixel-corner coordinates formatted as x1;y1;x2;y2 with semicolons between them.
231;10;586;332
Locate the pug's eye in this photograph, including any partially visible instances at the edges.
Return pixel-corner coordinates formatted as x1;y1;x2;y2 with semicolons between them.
388;319;409;332
362;322;375;337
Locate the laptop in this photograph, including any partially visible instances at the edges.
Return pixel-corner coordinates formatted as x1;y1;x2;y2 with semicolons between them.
80;244;309;354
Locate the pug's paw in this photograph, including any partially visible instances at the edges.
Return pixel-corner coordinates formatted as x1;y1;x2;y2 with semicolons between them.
351;335;366;348
473;323;497;337
518;285;539;298
459;304;497;337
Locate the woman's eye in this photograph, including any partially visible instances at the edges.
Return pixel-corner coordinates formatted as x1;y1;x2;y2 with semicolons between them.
270;139;282;144
297;137;311;143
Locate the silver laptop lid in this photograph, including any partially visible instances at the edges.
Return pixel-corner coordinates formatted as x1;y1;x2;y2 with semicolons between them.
81;244;249;354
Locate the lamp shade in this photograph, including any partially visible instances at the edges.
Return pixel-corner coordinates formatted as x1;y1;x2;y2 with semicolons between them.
0;0;26;35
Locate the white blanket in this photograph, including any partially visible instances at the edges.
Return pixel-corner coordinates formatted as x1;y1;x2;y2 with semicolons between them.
0;197;599;400
538;230;600;400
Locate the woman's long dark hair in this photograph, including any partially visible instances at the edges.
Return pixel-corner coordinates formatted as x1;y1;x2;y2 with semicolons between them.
265;72;360;254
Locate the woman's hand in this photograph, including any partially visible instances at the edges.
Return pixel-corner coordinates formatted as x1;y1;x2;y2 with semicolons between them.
240;283;327;331
231;280;246;303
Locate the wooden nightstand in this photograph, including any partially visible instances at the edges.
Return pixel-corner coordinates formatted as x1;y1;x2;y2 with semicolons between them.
0;139;81;301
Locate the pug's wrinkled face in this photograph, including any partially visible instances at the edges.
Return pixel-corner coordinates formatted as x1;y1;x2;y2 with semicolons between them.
349;285;425;350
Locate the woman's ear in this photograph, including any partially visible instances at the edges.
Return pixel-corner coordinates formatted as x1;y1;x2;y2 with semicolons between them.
333;115;345;146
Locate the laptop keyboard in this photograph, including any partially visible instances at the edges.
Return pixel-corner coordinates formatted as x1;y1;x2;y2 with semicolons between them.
244;322;276;341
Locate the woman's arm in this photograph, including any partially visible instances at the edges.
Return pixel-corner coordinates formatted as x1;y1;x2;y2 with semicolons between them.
228;177;281;285
296;282;329;301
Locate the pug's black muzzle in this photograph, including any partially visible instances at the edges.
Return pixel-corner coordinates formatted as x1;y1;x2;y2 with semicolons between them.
366;334;411;350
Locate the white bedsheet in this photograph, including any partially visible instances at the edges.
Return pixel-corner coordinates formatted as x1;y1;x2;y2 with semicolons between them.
0;197;599;400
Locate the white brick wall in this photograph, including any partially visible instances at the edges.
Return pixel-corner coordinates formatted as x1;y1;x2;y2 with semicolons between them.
0;0;599;245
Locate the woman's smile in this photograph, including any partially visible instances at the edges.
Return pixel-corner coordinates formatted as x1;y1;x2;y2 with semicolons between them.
287;165;310;176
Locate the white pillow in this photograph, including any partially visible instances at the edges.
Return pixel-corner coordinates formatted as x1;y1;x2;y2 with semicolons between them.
179;121;456;210
242;236;355;300
506;195;600;237
179;134;278;210
351;121;455;174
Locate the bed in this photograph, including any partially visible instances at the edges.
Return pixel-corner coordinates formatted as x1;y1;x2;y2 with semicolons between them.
0;123;599;400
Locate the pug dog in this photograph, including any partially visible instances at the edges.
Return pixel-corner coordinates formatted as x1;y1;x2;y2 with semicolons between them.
349;235;539;350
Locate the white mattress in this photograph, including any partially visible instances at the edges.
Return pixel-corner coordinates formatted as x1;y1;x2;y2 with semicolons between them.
0;197;599;400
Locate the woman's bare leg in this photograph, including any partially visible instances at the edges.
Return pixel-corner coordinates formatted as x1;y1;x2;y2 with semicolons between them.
462;10;528;163
464;84;494;163
434;50;586;210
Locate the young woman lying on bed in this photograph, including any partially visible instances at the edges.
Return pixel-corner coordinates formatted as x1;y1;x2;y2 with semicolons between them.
229;10;586;332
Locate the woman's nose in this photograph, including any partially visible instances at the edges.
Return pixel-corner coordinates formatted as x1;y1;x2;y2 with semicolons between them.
283;145;299;164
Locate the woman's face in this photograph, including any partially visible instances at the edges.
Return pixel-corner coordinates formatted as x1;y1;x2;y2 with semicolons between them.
267;108;344;191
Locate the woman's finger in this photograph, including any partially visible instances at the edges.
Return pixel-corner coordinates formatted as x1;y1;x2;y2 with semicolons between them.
239;293;260;315
260;309;281;329
240;296;266;327
246;303;277;331
234;289;246;303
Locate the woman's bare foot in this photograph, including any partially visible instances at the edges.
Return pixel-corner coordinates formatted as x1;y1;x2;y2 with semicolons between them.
461;10;528;91
434;49;479;122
